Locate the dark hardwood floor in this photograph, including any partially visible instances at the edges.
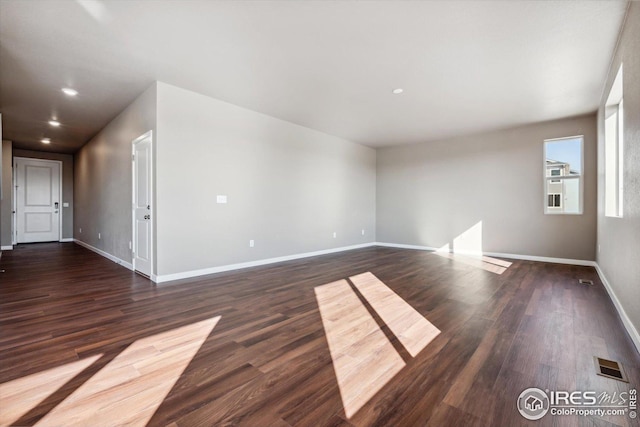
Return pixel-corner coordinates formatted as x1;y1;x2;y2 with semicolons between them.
0;243;638;426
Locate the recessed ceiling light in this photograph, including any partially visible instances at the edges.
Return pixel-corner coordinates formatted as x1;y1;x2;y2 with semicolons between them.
41;138;51;144
392;88;404;94
62;87;78;96
49;120;61;127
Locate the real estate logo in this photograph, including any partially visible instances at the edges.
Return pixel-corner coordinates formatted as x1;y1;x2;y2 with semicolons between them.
517;388;550;420
517;387;637;420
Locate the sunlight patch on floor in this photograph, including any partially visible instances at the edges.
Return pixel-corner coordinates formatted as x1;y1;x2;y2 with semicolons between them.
434;251;512;274
434;221;512;274
315;279;405;418
27;316;220;427
0;354;102;426
350;272;440;357
315;274;440;418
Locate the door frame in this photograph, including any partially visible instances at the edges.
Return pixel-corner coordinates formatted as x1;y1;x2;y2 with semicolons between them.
131;130;154;278
13;157;63;245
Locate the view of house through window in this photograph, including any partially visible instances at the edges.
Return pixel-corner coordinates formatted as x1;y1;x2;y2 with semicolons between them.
544;136;583;214
605;64;624;217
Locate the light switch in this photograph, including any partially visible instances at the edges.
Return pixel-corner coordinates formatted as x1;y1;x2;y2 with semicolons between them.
63;202;69;208
216;195;227;204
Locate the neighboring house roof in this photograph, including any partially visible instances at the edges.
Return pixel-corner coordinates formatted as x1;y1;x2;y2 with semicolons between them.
546;158;568;165
546;159;580;175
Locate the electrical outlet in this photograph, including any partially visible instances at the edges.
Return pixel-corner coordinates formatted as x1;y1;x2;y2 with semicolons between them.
333;232;337;238
129;241;132;250
249;240;255;247
79;227;82;233
362;229;365;235
98;233;101;240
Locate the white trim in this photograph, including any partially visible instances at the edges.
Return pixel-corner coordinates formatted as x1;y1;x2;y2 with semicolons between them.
375;242;439;252
544;134;586;143
1;245;13;250
543;136;584;215
60;238;74;242
154;243;376;283
74;239;134;271
481;251;595;267
594;263;640;355
374;242;597;266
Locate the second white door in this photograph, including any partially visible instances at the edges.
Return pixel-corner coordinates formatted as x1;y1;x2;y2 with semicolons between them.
132;132;153;277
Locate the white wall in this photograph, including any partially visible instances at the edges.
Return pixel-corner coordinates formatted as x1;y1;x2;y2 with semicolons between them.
155;82;376;277
597;2;640;348
376;114;597;261
74;83;157;265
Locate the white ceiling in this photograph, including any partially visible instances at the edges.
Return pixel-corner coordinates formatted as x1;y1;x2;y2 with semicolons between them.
0;0;628;153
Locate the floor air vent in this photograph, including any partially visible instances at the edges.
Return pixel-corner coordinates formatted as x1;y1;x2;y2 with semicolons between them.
594;357;628;382
579;279;594;286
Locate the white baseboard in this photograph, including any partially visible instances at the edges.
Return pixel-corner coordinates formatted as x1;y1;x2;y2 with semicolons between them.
60;238;74;243
1;245;13;250
593;264;640;355
74;239;133;271
482;251;596;267
375;242;439;252
155;242;377;283
375;242;597;267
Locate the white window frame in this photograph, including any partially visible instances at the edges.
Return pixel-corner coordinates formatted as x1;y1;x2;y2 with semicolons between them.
604;63;624;218
543;136;584;215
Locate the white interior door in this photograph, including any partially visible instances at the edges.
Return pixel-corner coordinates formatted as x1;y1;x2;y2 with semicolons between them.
132;132;153;277
15;157;61;243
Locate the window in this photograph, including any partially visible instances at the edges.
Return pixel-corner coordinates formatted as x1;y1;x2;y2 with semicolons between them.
544;136;583;214
548;194;561;208
549;168;561;183
605;64;623;217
